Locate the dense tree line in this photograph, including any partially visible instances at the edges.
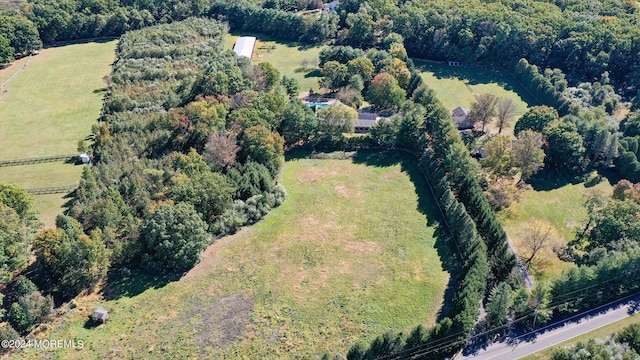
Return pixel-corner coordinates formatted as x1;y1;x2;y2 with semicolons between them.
4;0;640;105
208;1;339;43
511;59;573;116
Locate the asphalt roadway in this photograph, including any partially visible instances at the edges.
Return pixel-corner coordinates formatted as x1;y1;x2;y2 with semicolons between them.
456;293;640;360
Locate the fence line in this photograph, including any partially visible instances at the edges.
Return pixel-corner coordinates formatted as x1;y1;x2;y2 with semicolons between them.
0;154;77;167
26;185;77;195
0;54;32;91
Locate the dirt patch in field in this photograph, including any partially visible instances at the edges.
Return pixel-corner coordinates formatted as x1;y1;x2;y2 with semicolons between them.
184;227;256;282
188;293;255;350
297;167;337;182
334;184;363;199
343;241;382;255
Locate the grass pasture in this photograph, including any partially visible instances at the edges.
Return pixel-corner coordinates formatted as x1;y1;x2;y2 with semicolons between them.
17;151;454;359
415;61;536;135
228;34;324;91
500;172;614;280
0;40;116;227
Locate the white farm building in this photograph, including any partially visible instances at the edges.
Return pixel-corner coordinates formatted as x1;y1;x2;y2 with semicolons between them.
233;36;256;59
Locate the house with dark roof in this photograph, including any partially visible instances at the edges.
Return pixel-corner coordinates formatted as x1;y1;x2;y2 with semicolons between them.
354;111;380;133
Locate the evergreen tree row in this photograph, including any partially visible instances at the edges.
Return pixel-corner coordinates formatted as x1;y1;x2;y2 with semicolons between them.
413;86;516;283
511;59;574;116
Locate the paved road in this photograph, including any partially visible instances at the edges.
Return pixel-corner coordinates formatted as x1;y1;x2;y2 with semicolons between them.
457;293;640;360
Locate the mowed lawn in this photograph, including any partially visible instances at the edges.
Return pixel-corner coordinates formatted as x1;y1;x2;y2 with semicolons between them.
415;61;536;135
17;152;452;359
0;40;117;159
522;314;640;360
228;34;323;91
500;172;613;280
0;40;116;226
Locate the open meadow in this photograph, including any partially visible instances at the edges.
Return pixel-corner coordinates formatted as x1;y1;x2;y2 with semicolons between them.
0;40;116;226
228;34;323;91
415;61;536;135
16;151;454;359
500;172;614;280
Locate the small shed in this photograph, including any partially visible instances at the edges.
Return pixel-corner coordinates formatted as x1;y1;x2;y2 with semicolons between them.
452;106;472;130
233;36;256;59
79;153;90;164
92;308;109;323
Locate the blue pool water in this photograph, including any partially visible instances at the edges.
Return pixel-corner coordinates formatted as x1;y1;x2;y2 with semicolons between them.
304;102;330;107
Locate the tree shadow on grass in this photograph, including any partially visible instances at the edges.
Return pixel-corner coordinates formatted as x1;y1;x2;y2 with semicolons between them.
352;149;462;321
304;69;322;78
100;268;180;301
526;168;584;191
413;60;538;106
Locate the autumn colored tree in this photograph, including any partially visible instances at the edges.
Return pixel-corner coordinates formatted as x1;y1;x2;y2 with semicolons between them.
366;72;406;110
318;103;358;134
203;133;240;171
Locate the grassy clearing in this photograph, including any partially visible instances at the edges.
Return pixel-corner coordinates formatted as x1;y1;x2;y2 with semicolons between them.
0;161;83;227
228;34;323;91
0;40;116;159
522;314;640;360
500;172;613;281
0;40;115;227
17;151;453;359
415;61;536;135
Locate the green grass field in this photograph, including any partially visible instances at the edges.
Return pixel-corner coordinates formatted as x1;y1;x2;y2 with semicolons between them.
500;172;613;280
0;40;116;227
17;152;453;359
415;61;536;135
228;34;323;91
522;314;640;360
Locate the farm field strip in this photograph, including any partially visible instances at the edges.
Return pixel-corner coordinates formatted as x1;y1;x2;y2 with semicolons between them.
0;40;116;227
17;152;453;359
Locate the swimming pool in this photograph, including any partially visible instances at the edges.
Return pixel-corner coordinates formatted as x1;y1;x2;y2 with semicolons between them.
304;102;330;107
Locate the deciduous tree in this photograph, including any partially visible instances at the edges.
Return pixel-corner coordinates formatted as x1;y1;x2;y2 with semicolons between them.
203;133;240;171
142;202;209;272
495;98;518;134
482;134;514;175
511;130;545;183
366;72;406;110
514;106;559;135
318;103;358;134
468;93;498;132
241;125;285;175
